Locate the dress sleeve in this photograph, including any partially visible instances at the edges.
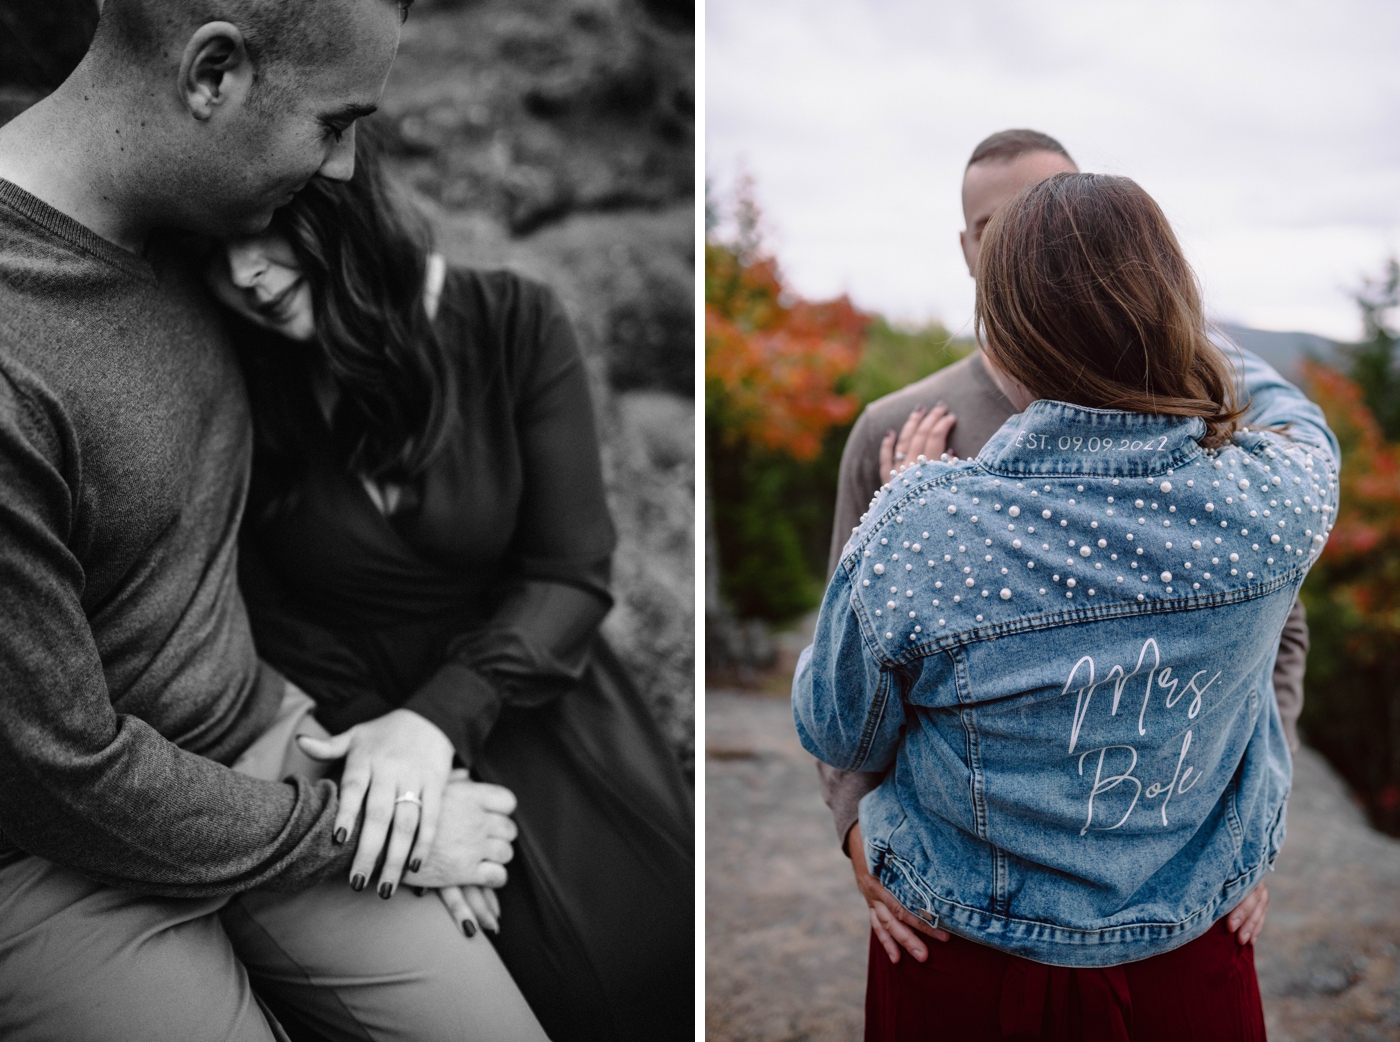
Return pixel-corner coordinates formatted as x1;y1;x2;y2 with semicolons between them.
404;280;617;768
0;370;354;896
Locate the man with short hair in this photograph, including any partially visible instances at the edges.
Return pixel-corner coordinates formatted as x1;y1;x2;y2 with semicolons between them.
819;128;1305;964
0;2;546;1038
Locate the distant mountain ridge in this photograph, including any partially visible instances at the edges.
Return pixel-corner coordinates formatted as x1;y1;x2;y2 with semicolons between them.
1216;323;1340;384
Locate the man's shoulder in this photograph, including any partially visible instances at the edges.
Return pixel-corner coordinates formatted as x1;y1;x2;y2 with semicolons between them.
857;353;986;431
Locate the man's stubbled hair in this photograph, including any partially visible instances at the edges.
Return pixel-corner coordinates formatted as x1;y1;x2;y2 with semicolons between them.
967;128;1076;171
90;0;412;104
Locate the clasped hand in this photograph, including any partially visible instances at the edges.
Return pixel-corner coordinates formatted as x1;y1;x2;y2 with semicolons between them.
298;709;517;936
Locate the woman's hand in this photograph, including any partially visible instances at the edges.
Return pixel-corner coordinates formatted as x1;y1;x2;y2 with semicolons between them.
1227;880;1269;945
878;404;957;486
297;708;455;899
848;822;950;964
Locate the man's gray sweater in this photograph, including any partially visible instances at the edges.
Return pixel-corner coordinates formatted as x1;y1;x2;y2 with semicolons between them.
0;179;353;895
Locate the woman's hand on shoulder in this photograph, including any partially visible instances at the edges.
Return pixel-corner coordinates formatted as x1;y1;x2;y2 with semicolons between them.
297;708;456;899
879;404;957;490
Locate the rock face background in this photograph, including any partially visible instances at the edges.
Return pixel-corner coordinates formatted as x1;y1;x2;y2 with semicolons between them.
379;0;696;773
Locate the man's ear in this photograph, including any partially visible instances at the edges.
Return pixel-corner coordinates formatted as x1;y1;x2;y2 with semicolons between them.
179;22;253;121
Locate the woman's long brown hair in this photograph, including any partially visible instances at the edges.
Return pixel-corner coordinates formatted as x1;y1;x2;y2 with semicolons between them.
975;172;1245;447
238;124;459;513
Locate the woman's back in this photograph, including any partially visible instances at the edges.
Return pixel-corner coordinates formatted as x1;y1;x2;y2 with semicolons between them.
796;356;1337;965
793;172;1341;969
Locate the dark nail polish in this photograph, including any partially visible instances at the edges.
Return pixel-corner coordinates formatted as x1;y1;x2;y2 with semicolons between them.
409;858;421;873
350;874;366;892
333;827;347;845
378;882;393;900
462;919;477;938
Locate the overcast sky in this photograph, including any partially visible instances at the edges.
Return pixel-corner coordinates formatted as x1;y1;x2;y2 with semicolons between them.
707;0;1400;342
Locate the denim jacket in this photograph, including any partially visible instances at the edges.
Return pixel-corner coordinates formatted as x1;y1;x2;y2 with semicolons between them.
793;350;1339;966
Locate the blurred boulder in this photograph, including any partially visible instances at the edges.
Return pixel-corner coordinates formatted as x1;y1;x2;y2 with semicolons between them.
379;0;692;234
431;201;695;772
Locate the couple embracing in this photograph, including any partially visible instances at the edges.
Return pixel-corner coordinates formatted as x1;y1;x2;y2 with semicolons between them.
0;1;691;1040
796;132;1334;1039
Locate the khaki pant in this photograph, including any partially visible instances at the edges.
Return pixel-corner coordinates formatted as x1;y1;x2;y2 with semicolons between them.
0;686;549;1042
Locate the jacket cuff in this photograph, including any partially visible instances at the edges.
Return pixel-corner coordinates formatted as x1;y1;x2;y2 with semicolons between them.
403;662;502;770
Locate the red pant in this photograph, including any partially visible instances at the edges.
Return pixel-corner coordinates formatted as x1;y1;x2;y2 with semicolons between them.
865;917;1266;1041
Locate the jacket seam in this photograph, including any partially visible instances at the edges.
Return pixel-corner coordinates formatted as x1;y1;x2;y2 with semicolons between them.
848;667;892;772
879;843;1270;947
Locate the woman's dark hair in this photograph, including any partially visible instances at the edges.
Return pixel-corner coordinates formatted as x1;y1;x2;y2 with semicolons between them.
241;123;457;509
975;172;1245;448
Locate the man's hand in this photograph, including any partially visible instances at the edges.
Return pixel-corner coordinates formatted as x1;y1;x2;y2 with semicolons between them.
848;822;950;963
1227;880;1269;945
401;770;518;890
436;884;501;938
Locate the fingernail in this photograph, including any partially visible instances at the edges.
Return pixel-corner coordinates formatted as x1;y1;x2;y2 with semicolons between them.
378;882;393;900
350;874;366;892
409;858;421;873
462;919;477;938
333;827;348;845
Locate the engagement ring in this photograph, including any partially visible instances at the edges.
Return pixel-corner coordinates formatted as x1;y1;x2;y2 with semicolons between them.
394;792;423;807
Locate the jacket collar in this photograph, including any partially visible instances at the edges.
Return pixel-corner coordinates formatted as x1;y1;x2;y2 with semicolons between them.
978;401;1207;478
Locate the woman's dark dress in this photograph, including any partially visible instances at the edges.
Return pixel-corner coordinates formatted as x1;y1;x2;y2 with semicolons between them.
237;268;694;1042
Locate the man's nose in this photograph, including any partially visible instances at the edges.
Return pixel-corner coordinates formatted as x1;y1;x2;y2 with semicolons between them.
319;124;357;183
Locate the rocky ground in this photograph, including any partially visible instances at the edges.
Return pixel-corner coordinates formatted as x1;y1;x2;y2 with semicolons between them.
707;687;1400;1040
381;0;696;772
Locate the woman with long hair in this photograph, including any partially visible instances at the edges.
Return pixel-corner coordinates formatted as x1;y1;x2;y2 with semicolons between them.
795;172;1338;1040
203;130;692;1042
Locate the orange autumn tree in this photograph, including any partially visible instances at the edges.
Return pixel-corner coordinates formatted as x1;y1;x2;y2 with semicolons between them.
705;192;866;460
706;180;869;619
1300;359;1400;832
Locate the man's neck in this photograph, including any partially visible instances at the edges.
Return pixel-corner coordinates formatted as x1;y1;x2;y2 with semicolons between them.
0;73;157;254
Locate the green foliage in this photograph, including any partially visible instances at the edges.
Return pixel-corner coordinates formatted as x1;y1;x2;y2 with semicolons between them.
851;318;974;405
705;181;974;623
709;316;971;623
708;423;845;620
1340;257;1400;439
1293;265;1400;833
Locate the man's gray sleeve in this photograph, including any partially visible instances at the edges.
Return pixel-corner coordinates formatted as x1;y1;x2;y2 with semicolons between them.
1273;598;1308;752
816;761;883;854
827;409;880;579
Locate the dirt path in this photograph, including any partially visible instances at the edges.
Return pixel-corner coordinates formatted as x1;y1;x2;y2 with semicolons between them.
706;689;1400;1041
